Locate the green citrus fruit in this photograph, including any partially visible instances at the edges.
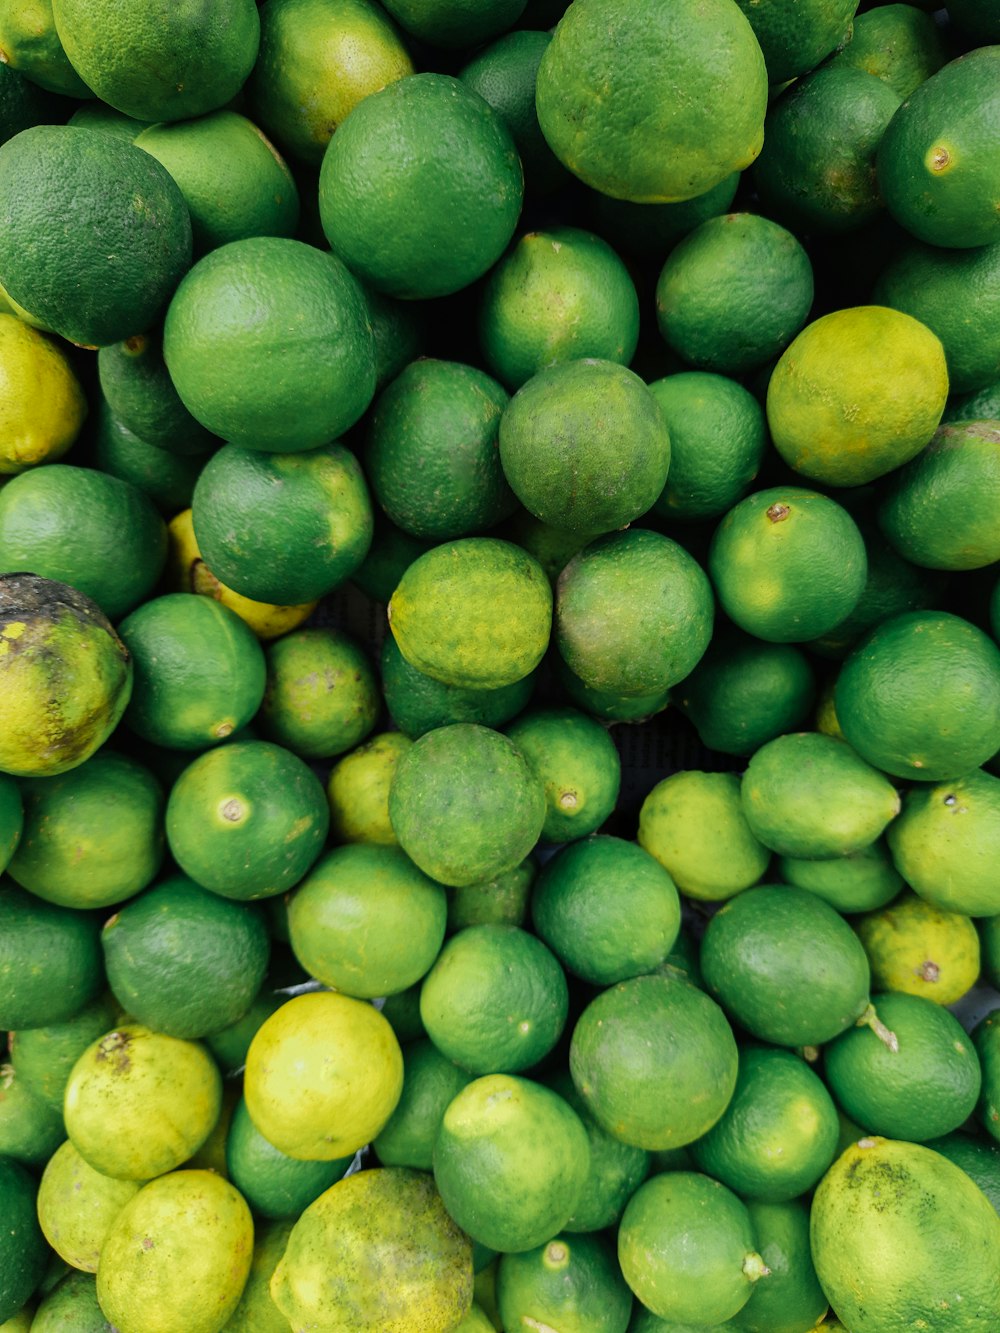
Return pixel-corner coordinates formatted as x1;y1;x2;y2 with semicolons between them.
0;1156;47;1323
118;593;266;751
0;314;86;474
569;972;738;1151
0;774;21;876
655;214;813;376
204;985;283;1076
0;574;132;778
587;169;740;262
0;882;103;1029
92;402;210;517
0;0;93;97
638;771;770;903
828;2;947;99
478;228;639;391
925;1130;1000;1215
244;990;403;1160
36;1138;140;1273
381;0;525;46
856;889;981;1005
96;1170;253;1333
257;626;379;758
0;1058;64;1166
447;857;535;934
433;1073;590;1253
219;1216;294;1333
8;750;164;909
271;1167;473;1333
52;0;259;121
776;839;903;914
225;1095;350;1220
834;610;1000;781
556;528;714;694
505;706;620;842
164;237;376;451
727;1198;828;1333
498;359;670;538
288;843;447;999
618;1172;768;1326
732;0;856;82
0;124;191;346
97;328;217;456
388;537;551;690
497;1233;632;1333
318;72;523;299
327;731;412;845
135;111;299;254
372;1038;474;1171
877;46;1000;248
811;1136;1000;1329
30;1269;110;1330
700;884;872;1047
535;0;768;203
8;991;118;1113
365;357;514;540
691;1045;839;1203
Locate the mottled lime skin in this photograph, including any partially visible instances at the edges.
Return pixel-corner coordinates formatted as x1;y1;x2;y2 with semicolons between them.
497;1232;632;1333
388;538;552;691
728;1198;828;1333
828;3;947;100
0;573;132;778
389;723;545;888
259;627;379;759
98;328;217;455
0;882;104;1029
272;1168;474;1333
36;1139;141;1273
327;731;412;845
30;1270;109;1331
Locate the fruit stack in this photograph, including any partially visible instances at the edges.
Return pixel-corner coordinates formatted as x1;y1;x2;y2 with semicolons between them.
0;0;999;1330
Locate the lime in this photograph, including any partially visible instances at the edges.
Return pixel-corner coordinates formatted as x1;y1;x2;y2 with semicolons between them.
856;889;981;1005
258;626;379;759
828;3;946;99
974;1011;1000;1145
728;1198;828;1333
318;73;523;300
733;0;855;82
36;1139;140;1273
655;214;813;376
531;834;680;986
776;839;903;914
690;1046;840;1202
219;1216;294;1333
0;1059;63;1166
96;1170;253;1333
243;990;403;1160
388;723;546;888
535;0;767;203
8;991;119;1113
505;707;620;842
700;884;871;1047
163;237;376;452
225;1095;350;1220
708;488;867;642
432;1073;590;1253
0;314;86;474
834;611;1000;782
287;843;447;999
478;228;639;390
0;0;92;97
569;973;738;1150
419;924;567;1074
0;883;103;1029
327;731;412;845
30;1270;108;1330
498;360;670;538
381;0;525;47
92;402;211;517
926;1130;1000;1215
373;1038;474;1171
0;1156;47;1323
618;1172;768;1326
497;1233;633;1333
587;170;740;261
447;857;535;934
97;328;217;456
271;1167;473;1333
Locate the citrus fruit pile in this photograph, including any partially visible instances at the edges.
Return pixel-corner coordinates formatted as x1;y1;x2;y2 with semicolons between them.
1;0;1000;1330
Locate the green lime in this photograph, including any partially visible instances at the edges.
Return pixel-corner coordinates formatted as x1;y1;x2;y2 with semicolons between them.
327;731;412;845
505;707;620;842
244;991;403;1160
365;358;514;540
0;0;93;97
638;771;770;903
0;314;86;474
569;972;738;1150
419;924;567;1074
319;73;522;300
0;1156;47;1323
288;843;447;999
36;1138;142;1272
247;0;414;166
776;839;903;914
828;3;947;99
8;991;118;1114
673;632;816;757
532;834;680;985
834;611;1000;781
30;1270;109;1331
364;284;425;391
925;1130;1000;1214
433;1073;590;1254
556;659;671;725
700;884;872;1047
381;634;536;740
388;723;545;888
166;739;329;900
271;1167;473;1333
164;237;375;452
587;171;740;262
204;984;283;1075
618;1172;768;1326
0;124;191;346
447;857;535;933
974;1011;1000;1145
856;889;981;1006
0;776;22;876
811;1136;1000;1329
655;214;813;376
732;0;855;82
0;883;103;1030
0;1059;64;1166
825;991;981;1142
498;360;670;538
754;67;902;235
497;1233;633;1333
556;528;714;695
649;372;767;522
877;46;1000;248
118;593;266;751
224;1095;350;1220
388;537;551;691
709;488;867;642
535;0;767;202
373;1038;474;1171
380;983;427;1046
381;0;525;46
478;228;638;390
91;401;211;516
219;1216;294;1333
690;1046;839;1203
65;1025;222;1180
727;1198;828;1333
8;750;164;909
97;327;218;455
102;875;270;1038
258;627;379;760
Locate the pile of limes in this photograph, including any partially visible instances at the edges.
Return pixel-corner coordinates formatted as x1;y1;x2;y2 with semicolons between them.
1;0;1000;1329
